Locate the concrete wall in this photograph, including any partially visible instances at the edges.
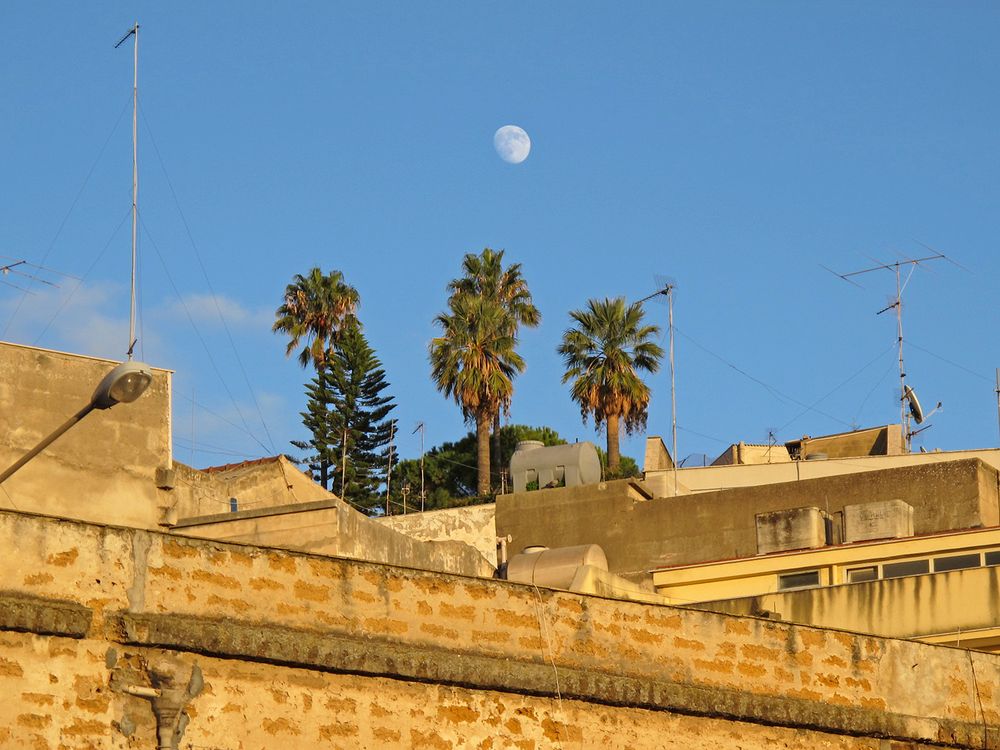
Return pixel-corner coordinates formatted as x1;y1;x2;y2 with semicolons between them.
498;459;1000;581
693;564;1000;650
647;446;1000;497
173;499;495;578
0;341;173;529
2;507;1000;748
377;503;499;566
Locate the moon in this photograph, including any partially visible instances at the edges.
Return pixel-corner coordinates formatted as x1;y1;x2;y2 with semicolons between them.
494;125;531;164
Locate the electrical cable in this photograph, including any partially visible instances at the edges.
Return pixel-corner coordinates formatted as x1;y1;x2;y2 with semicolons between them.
140;215;272;456
33;208;132;345
673;326;851;428
907;340;992;383
139;103;276;453
2;93;132;338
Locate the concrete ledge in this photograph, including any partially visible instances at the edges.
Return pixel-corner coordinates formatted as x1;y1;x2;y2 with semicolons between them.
0;591;92;639
114;611;999;748
173;498;342;528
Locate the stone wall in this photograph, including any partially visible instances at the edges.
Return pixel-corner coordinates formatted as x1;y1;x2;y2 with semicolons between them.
2;507;1000;748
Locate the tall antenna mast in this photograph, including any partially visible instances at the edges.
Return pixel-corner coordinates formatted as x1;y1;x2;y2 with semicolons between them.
115;22;139;359
413;422;426;512
639;280;678;494
827;252;946;450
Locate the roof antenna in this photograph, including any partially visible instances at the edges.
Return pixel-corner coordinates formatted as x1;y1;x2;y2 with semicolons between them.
115;22;140;360
825;250;948;452
639;276;677;494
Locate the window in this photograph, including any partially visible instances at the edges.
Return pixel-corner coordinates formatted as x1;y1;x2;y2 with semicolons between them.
778;570;820;590
882;559;929;579
847;566;878;583
933;553;981;573
985;551;1000;567
229;497;239;512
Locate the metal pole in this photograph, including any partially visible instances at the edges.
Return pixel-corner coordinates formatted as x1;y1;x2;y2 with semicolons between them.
129;22;139;358
895;263;909;450
385;420;395;515
995;369;1000;444
668;285;678;495
0;404;95;485
341;428;347;500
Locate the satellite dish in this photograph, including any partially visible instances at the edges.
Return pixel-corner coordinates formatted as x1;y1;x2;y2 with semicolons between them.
903;385;924;424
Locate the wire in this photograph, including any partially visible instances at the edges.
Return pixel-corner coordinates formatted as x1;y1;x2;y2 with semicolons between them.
673;326;851;428
907;340;992;383
777;343;896;435
2;93;132;338
140;215;273;456
33;208;132;346
139;103;275;453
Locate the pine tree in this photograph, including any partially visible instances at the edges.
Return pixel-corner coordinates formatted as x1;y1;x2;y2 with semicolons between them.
290;365;338;490
293;325;396;513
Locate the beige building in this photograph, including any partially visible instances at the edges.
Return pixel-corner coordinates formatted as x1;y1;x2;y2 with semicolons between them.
3;338;1000;748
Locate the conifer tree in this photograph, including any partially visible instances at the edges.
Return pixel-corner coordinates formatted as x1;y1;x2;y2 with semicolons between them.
292;324;396;513
327;325;396;511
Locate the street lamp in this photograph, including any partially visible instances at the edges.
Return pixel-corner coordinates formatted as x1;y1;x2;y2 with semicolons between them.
0;360;153;485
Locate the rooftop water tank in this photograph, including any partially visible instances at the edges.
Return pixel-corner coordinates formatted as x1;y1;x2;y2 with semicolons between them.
506;544;609;589
509;440;601;492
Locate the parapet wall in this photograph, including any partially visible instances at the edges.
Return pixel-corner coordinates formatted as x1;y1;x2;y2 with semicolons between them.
2;507;1000;748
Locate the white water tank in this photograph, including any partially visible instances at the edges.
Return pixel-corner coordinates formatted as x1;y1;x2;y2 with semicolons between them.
506;544;609;589
509;441;601;492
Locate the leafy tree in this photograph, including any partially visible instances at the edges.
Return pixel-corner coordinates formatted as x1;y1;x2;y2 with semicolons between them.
447;248;541;482
558;297;663;473
273;267;359;370
388;425;568;511
429;293;525;497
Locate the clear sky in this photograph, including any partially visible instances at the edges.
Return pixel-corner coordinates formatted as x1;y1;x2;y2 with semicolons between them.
2;2;999;473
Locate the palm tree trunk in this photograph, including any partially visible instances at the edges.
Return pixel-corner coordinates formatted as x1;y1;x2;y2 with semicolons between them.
607;413;621;475
476;412;491;497
491;412;501;490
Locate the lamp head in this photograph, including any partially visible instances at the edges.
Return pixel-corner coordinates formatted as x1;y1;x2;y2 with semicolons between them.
92;361;153;410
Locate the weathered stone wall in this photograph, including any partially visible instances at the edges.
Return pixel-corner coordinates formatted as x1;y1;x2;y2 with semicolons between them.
499;459;1000;579
0;341;173;529
377;502;499;566
173;499;495;578
2;507;1000;749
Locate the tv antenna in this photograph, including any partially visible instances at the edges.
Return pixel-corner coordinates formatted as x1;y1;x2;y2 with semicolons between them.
639;276;677;494
0;259;68;294
826;252;947;450
115;22;140;359
412;422;426;512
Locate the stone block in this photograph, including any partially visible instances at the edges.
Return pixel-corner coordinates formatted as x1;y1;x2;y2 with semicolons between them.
843;499;914;543
755;507;829;555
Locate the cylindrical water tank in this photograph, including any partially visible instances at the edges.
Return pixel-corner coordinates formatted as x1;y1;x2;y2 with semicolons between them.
509;441;601;492
506;544;609;589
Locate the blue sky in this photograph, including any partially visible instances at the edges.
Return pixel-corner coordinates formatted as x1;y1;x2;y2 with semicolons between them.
2;2;999;472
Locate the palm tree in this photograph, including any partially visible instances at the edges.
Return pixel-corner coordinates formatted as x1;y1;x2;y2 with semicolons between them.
558;297;663;474
273;268;359;370
448;248;540;484
429;293;525;497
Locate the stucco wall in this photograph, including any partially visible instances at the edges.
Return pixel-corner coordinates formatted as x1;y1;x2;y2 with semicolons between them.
647;446;1000;497
2;508;1000;748
694;564;1000;647
0;341;172;529
173;499;495;578
498;459;1000;580
377;503;499;566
